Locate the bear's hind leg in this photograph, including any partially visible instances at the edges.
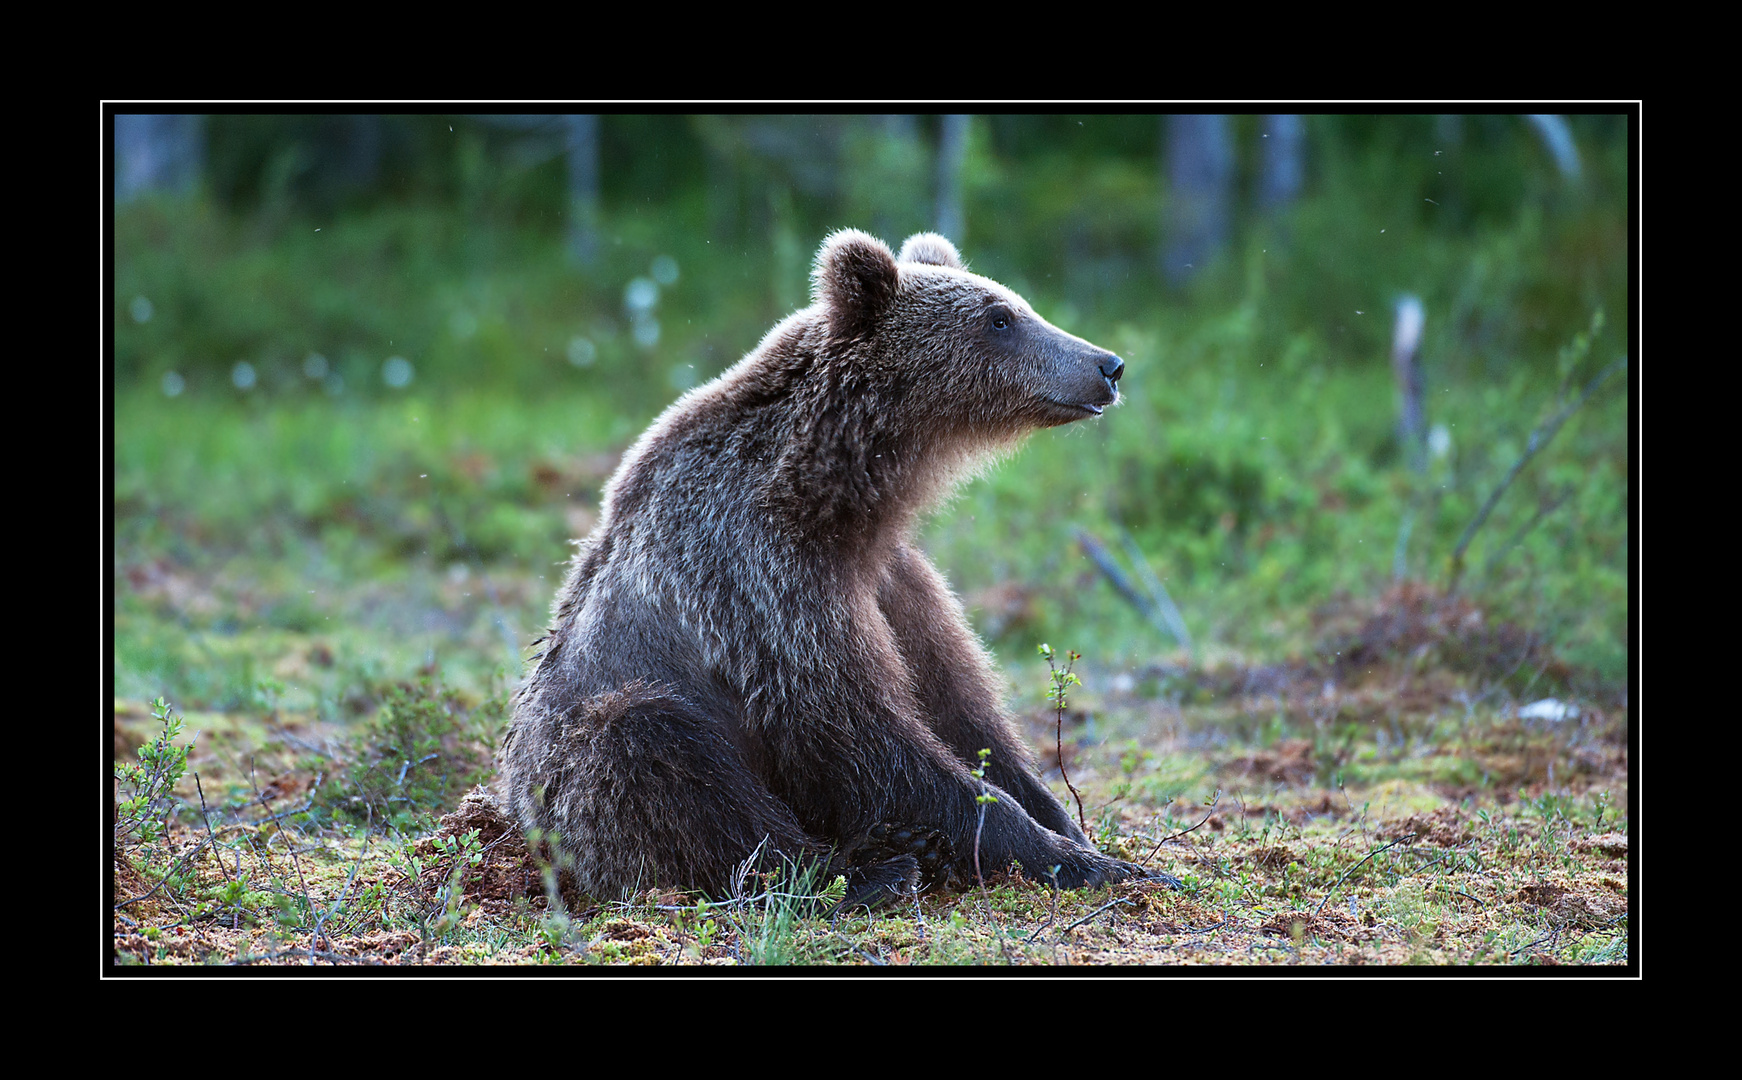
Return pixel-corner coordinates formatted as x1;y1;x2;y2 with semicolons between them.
506;683;820;900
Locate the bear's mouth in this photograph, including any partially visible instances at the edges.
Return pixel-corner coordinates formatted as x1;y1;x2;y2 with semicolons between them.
1041;396;1109;417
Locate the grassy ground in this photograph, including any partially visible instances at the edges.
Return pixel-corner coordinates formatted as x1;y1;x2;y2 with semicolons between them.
110;133;1631;970
110;372;1630;969
112;641;1628;967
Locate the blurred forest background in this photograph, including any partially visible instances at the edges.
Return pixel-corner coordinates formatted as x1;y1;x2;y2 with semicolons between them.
111;112;1632;728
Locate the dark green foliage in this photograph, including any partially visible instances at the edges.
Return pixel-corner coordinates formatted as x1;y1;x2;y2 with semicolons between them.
116;113;1629;394
114;697;190;846
1118;447;1269;545
323;679;501;833
113;112;1630;702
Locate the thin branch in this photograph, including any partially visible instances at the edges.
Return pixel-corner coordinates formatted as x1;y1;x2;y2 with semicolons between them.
1025;868;1063;945
1042;646;1088;837
269;725;334;760
251;761;320;960
970;764;1012;964
1138;789;1221;868
1481;482;1577;579
1076;529;1192;653
313;852;366;946
1508;923;1562;957
1313;832;1418;918
1061;897;1135;935
1117;527;1193;656
114;835;217;910
192;774;230;883
835;933;887;965
202;771;325;838
1431;885;1485;906
1448;355;1626;593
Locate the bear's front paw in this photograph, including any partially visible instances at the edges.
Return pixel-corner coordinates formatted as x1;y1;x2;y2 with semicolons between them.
1033;850;1114;889
1046;850;1180;890
1107;858;1184;889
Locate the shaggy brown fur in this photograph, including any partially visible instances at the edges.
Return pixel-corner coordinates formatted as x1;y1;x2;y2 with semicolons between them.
501;229;1149;905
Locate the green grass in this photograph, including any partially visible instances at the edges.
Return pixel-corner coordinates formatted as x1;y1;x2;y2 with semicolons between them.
114;121;1630;699
111;121;1630;967
112;156;1630;698
924;315;1627;688
114;326;1627;715
113;280;1629;709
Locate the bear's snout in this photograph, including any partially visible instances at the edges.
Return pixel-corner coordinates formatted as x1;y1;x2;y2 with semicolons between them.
1100;354;1125;384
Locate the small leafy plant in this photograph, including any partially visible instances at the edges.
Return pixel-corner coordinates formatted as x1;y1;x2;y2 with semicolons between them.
326;679;500;832
115;697;191;847
1039;644;1088;836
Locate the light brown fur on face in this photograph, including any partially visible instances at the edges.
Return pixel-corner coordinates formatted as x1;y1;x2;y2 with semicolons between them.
500;230;1145;905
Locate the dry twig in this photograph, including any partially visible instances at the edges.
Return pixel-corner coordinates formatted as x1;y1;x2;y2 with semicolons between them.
1313;832;1419;919
1138;789;1221;868
1447;354;1626;593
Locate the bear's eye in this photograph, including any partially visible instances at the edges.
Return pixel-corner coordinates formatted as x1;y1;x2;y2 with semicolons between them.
988;306;1013;331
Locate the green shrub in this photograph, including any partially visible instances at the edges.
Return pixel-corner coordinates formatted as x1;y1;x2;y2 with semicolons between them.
114;697;190;847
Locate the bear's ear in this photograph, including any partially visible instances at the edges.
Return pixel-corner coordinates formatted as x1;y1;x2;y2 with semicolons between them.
813;229;899;341
897;232;964;270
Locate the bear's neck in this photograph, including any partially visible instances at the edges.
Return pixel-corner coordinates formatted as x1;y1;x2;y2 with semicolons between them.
767;399;980;558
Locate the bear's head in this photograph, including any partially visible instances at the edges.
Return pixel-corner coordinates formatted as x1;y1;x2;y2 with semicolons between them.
810;229;1124;440
759;229;1126;536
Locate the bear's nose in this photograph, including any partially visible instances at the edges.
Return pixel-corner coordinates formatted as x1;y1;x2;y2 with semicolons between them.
1100;355;1125;384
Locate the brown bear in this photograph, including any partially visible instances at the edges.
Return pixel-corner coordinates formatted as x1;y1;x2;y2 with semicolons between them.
501;229;1163;907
